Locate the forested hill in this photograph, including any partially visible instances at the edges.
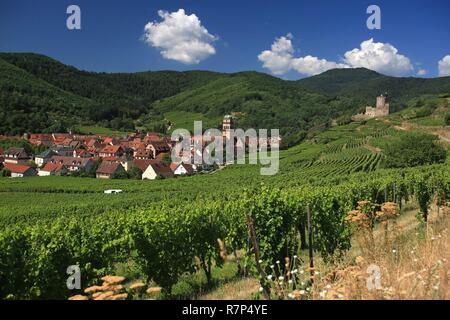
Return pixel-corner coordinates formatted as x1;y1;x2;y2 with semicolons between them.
297;68;450;112
1;52;450;147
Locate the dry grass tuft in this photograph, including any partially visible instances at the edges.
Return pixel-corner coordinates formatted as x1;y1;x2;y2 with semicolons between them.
313;207;450;300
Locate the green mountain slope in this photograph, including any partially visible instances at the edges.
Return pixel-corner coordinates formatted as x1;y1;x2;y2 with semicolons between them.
1;52;450;147
153;71;334;141
0;57;96;134
0;53;222;122
298;68;450;112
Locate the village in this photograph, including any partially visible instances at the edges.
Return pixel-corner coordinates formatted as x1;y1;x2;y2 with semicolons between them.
0;115;279;180
0;95;389;180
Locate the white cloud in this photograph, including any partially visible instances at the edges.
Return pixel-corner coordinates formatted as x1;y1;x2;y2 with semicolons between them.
417;69;427;76
258;34;347;76
257;34;294;75
291;56;348;76
258;36;415;77
438;55;450;77
343;38;413;76
143;9;217;64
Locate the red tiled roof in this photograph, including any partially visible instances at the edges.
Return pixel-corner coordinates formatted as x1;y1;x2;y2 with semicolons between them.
148;142;171;152
135;149;152;158
96;162;123;175
4;163;33;174
50;156;91;167
133;159;157;172
101;156;119;162
149;162;173;178
86;139;98;147
29;134;52;140
0;135;21;140
170;162;194;174
103;137;113;144
41;163;65;172
100;145;122;154
146;132;162;138
4;147;28;158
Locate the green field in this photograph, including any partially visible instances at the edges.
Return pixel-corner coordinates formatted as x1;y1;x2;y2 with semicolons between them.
164;111;223;133
77;126;131;136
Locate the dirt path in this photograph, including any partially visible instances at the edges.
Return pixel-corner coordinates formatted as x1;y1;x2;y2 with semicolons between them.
199;278;260;300
363;144;382;153
393;121;450;144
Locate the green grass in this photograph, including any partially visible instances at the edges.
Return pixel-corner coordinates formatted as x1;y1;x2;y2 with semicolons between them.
410;116;445;127
77;125;130;136
164;111;222;134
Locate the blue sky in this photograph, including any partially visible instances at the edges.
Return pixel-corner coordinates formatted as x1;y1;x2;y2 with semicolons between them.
0;0;449;78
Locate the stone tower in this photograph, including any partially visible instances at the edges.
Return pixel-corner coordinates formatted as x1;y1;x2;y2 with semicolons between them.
222;115;233;140
376;95;386;108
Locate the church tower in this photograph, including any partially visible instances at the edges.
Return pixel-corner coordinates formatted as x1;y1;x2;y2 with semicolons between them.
222;115;233;140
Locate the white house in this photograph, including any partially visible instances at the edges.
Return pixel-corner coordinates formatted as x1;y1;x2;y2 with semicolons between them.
35;149;56;166
38;162;67;176
3;147;30;164
170;163;194;176
142;162;173;180
3;163;37;178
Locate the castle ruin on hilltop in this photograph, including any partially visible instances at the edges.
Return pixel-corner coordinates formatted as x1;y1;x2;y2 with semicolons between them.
352;94;390;121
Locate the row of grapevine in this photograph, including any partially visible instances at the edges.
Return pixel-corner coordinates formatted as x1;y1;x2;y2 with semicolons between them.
0;165;448;299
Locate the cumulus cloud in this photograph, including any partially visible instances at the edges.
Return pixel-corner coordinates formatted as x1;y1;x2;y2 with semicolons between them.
417;69;427;76
257;34;294;75
143;9;217;64
258;34;347;76
343;38;413;76
438;55;450;77
258;36;415;77
291;56;348;76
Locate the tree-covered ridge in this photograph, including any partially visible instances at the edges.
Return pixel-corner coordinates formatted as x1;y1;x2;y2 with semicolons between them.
0;57;96;134
0;53;222;125
297;68;450;112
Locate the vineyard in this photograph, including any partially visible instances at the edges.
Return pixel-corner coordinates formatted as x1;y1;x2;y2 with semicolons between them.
0;119;449;299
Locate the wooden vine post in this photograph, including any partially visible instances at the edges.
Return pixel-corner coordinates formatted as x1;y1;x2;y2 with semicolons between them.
307;205;315;282
245;209;271;300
